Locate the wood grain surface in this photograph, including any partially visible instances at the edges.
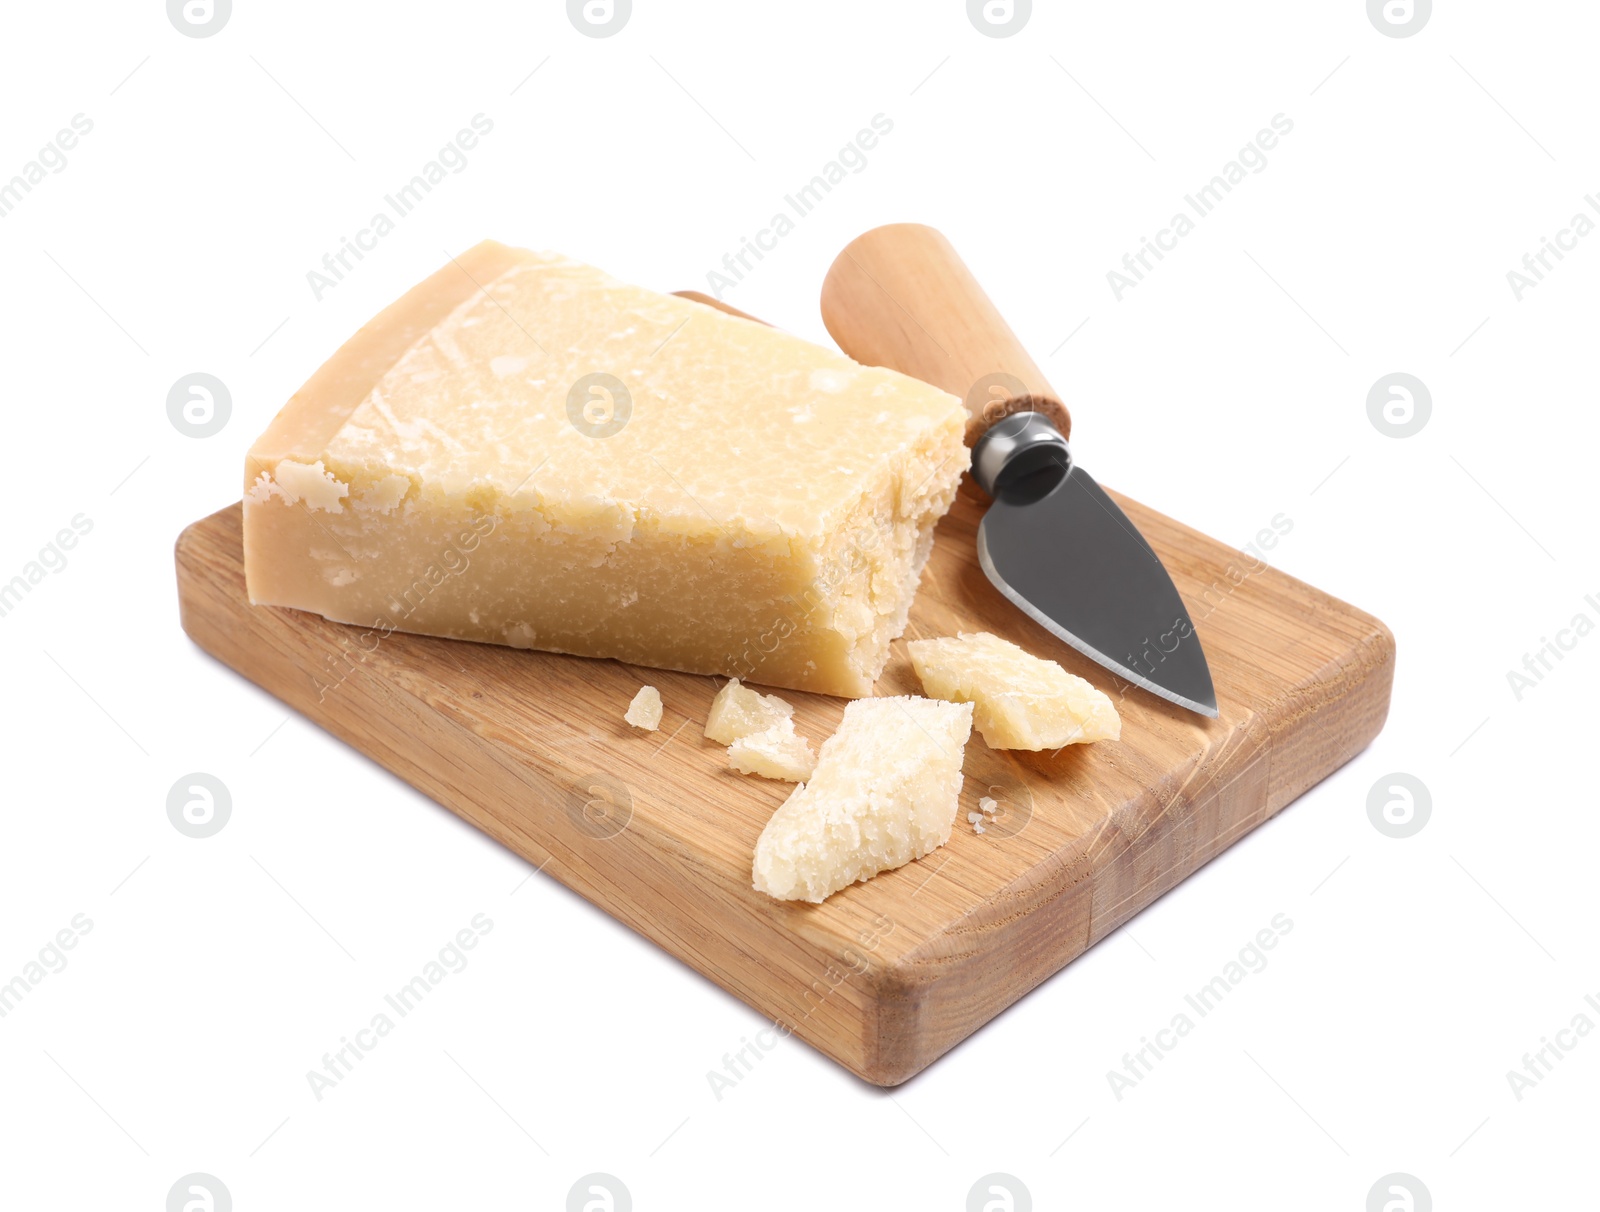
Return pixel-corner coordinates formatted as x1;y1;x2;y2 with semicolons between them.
176;495;1393;1085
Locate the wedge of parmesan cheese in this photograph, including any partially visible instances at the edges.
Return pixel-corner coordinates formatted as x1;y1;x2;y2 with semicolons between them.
242;241;968;698
624;685;662;730
727;718;815;782
704;678;794;745
907;631;1120;750
752;696;973;903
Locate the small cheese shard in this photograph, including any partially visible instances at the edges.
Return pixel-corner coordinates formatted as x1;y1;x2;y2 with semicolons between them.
972;796;998;834
907;631;1120;750
625;685;663;730
704;678;794;745
242;241;968;697
727;718;816;782
752;696;974;903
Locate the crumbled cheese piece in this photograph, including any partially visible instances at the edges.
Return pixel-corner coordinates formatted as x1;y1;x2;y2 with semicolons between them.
704;678;794;745
907;631;1121;750
727;718;816;782
969;801;998;834
752;696;974;903
624;685;663;730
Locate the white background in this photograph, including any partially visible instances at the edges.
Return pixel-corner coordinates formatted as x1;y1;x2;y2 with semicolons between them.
1;1;1594;1208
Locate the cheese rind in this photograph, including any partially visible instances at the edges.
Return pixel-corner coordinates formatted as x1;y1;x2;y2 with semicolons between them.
243;242;968;697
726;718;816;782
625;685;663;730
704;678;794;745
752;696;973;903
907;631;1120;749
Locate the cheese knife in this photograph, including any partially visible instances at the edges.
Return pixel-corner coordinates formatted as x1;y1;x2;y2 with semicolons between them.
817;223;1218;717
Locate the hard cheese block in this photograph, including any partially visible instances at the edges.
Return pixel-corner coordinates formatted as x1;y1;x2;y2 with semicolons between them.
243;241;968;696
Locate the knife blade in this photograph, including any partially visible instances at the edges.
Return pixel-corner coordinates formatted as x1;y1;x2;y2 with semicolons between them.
819;224;1217;717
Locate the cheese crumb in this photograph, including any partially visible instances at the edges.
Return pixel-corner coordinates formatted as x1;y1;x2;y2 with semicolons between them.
908;631;1121;750
727;718;816;782
752;696;974;903
625;685;663;731
705;678;794;745
971;795;1001;834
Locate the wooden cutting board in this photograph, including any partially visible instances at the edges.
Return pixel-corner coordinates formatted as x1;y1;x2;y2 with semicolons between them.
176;493;1392;1085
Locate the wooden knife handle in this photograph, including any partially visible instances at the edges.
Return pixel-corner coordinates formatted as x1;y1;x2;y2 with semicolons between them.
820;223;1071;445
